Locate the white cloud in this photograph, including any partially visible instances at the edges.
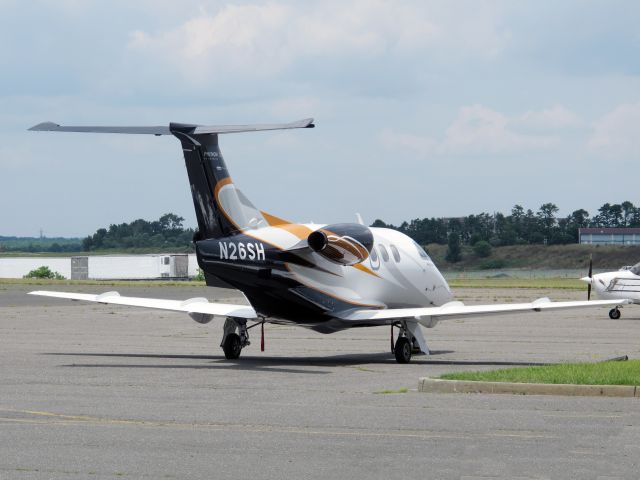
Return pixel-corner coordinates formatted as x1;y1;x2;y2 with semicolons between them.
380;129;438;157
441;105;555;154
516;105;584;131
588;102;640;158
126;1;509;87
381;104;559;157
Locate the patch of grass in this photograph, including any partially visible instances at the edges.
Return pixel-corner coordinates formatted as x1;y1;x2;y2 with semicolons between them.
439;360;640;386
374;387;409;394
448;277;584;290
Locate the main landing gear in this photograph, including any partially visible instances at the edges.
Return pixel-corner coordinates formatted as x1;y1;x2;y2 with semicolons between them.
609;308;621;320
391;321;429;364
220;317;266;359
221;317;250;359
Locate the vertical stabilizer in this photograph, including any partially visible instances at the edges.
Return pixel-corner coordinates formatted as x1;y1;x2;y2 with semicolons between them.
171;124;237;240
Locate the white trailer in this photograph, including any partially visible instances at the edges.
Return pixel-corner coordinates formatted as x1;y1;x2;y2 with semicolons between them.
0;257;72;279
0;254;198;280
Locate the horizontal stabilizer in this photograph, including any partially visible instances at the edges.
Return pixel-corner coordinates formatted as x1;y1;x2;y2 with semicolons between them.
29;122;172;135
29;290;257;319
28;118;315;136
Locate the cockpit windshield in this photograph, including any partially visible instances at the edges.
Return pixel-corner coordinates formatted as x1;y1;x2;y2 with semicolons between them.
413;241;431;261
631;261;640;276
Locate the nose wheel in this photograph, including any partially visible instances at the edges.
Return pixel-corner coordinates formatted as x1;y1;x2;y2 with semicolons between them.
394;337;412;364
609;308;621;320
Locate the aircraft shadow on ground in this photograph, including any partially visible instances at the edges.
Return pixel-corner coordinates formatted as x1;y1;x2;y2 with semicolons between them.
43;351;550;371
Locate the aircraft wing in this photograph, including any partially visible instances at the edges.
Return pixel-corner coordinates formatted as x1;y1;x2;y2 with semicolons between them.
335;298;630;326
28;290;257;319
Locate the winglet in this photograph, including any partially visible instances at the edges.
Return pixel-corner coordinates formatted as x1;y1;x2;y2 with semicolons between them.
29;122;60;131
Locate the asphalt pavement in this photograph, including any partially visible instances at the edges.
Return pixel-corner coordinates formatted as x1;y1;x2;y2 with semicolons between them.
1;282;639;479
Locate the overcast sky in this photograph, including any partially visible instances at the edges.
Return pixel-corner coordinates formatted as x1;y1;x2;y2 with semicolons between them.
1;0;639;237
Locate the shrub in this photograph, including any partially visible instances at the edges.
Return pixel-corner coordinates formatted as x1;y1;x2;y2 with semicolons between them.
473;240;492;258
23;266;65;280
193;269;205;281
478;259;507;270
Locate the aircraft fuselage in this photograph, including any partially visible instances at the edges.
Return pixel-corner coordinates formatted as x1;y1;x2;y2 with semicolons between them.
196;226;453;332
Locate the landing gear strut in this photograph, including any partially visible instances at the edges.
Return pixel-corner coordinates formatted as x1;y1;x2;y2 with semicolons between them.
609;308;621;320
221;317;250;359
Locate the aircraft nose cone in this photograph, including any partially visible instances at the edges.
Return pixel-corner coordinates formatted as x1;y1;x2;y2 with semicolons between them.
580;276;593;283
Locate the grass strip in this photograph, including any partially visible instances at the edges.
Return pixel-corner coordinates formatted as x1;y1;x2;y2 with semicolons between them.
2;277;585;290
448;277;584;290
439;360;640;386
374;388;409;394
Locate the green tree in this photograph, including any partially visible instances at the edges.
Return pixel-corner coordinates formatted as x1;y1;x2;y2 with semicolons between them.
565;209;590;242
621;201;636;227
445;232;462;263
82;214;194;251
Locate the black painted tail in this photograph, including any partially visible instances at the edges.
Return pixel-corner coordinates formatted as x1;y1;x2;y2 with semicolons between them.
170;124;236;240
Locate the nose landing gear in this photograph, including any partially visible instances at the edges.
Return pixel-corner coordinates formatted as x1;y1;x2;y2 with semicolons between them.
394;336;412;363
391;320;429;363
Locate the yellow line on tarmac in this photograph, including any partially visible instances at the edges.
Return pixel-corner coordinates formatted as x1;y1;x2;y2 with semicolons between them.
0;408;556;441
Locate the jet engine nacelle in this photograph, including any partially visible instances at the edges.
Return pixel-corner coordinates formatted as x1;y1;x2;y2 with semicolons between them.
307;223;374;266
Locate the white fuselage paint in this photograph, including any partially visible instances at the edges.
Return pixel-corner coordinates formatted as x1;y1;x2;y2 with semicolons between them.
215;185;453;310
247;224;454;310
585;269;640;304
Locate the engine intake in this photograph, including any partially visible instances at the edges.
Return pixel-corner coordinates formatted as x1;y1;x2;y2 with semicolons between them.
307;223;374;266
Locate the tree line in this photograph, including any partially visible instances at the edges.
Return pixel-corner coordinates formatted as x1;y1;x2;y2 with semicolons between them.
0;236;82;253
4;201;639;255
82;213;194;251
372;200;640;250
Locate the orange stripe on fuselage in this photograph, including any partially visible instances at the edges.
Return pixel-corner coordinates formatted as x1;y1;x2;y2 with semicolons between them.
260;211;313;240
261;211;380;278
352;262;381;278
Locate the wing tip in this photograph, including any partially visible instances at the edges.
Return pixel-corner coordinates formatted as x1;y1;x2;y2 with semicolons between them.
28;122;60;132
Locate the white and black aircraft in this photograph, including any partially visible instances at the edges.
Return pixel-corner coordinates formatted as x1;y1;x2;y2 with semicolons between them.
28;119;628;363
581;258;640;319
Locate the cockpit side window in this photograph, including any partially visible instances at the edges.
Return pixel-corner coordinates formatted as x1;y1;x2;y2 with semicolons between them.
379;244;390;262
631;262;640;276
413;241;431;260
369;246;380;270
390;244;401;262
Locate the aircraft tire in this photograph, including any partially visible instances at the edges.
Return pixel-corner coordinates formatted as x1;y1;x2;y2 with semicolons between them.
394;337;412;364
223;333;242;359
609;308;621;320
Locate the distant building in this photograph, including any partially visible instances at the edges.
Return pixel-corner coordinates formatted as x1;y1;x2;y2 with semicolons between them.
579;228;640;245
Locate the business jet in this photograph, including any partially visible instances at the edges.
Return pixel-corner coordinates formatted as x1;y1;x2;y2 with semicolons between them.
28;119;628;363
581;256;640;319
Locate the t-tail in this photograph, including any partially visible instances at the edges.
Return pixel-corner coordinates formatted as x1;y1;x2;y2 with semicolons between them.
29;118;314;241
